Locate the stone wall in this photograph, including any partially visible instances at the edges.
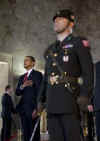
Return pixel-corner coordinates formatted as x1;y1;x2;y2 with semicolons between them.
0;0;100;77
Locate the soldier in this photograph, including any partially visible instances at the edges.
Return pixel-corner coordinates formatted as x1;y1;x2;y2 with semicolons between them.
37;9;94;141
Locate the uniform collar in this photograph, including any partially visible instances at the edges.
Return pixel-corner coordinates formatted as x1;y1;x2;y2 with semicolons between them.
57;33;70;42
56;34;73;47
61;34;73;43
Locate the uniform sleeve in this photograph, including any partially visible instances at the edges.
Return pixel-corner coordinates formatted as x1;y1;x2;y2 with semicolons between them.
75;38;94;107
34;72;43;95
37;65;48;105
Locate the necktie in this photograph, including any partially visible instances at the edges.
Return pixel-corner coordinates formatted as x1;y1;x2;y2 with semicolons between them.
24;72;28;82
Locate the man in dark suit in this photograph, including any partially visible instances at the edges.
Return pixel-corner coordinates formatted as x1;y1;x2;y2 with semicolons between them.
16;56;43;141
1;85;16;141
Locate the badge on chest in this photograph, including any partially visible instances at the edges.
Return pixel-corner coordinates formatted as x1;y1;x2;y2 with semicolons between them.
63;55;69;62
62;46;69;62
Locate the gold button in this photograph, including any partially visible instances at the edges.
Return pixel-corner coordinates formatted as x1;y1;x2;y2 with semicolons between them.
65;84;67;87
64;72;67;75
54;53;58;57
78;77;83;85
51;72;55;76
56;81;59;84
68;83;70;86
55;75;59;78
52;62;56;66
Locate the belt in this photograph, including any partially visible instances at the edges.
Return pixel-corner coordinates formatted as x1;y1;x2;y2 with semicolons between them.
48;75;78;86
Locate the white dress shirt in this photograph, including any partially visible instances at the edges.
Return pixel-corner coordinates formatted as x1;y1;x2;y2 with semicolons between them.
27;68;33;77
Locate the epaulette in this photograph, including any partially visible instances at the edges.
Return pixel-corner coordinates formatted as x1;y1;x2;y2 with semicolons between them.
74;36;90;48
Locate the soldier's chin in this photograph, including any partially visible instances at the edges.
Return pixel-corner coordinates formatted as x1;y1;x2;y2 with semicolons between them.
56;31;63;34
55;29;65;34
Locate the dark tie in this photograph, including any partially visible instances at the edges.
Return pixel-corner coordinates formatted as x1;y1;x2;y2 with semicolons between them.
23;72;28;82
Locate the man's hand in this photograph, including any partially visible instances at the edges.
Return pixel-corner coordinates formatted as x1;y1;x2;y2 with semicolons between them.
88;105;93;112
77;96;89;112
37;102;44;114
21;80;33;89
50;75;59;85
32;110;38;119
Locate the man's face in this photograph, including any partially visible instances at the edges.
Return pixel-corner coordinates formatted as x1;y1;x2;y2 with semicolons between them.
53;17;71;33
9;88;13;94
24;57;35;69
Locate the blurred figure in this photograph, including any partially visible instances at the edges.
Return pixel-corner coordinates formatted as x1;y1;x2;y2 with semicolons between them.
1;85;16;141
94;61;100;141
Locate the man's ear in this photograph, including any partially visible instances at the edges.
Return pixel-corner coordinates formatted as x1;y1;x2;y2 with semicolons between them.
32;61;35;66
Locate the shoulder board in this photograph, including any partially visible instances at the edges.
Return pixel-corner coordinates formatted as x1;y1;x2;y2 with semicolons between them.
74;36;90;48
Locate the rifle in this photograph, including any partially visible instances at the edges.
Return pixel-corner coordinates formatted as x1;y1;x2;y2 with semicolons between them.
30;117;40;141
81;111;96;141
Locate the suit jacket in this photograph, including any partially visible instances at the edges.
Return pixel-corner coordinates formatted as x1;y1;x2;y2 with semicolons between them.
1;93;16;119
16;69;43;117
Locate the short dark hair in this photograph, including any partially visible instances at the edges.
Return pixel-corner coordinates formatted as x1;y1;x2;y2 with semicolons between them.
26;56;35;62
5;85;11;91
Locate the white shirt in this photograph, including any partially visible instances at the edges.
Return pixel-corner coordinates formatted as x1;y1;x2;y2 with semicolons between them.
27;68;33;77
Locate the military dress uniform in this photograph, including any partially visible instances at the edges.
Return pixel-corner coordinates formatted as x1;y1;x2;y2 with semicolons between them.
38;10;94;141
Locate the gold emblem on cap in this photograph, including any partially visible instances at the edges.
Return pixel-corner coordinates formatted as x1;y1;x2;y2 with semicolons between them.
57;11;60;15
